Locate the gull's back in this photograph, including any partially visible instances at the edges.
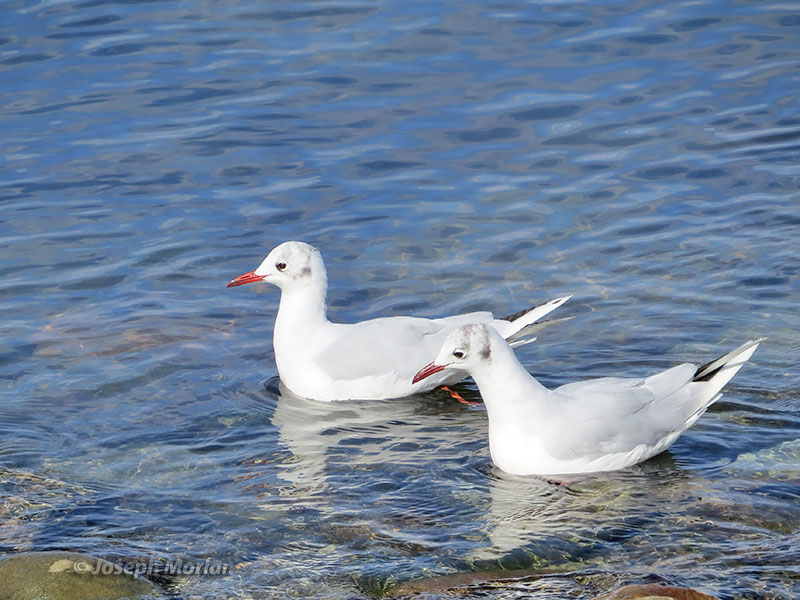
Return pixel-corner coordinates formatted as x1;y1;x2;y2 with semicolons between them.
311;311;496;398
542;363;699;469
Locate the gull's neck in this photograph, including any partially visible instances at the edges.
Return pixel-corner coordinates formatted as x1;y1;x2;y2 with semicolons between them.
469;340;552;473
275;279;329;333
470;341;550;417
271;274;330;395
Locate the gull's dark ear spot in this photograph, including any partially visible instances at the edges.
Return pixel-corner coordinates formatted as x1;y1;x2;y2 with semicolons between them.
300;266;312;276
470;323;491;359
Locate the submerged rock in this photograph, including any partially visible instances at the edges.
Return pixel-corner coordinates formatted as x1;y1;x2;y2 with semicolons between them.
0;468;94;551
0;551;156;600
382;571;719;600
594;583;718;600
726;438;800;482
381;564;613;597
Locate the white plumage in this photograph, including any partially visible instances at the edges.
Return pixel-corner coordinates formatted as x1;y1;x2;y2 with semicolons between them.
227;241;570;401
414;323;764;475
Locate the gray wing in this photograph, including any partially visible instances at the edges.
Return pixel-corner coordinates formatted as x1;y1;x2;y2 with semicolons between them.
545;363;698;460
315;312;494;381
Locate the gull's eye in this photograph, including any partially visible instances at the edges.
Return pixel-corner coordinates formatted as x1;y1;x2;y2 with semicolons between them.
453;350;465;359
276;262;287;271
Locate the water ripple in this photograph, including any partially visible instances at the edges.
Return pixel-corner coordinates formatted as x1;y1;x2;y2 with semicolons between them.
0;0;798;598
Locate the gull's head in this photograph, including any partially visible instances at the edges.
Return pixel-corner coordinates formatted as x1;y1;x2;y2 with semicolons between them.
412;323;494;384
227;241;327;291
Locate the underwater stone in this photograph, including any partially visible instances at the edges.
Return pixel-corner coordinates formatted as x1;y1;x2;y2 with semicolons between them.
594;583;718;600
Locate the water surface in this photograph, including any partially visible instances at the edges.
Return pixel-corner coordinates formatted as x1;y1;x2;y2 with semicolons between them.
1;0;799;598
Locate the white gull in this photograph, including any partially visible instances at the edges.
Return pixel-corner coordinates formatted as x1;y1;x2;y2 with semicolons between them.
227;241;570;401
413;323;764;475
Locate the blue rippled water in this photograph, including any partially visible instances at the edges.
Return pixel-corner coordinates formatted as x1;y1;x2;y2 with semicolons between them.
1;1;799;598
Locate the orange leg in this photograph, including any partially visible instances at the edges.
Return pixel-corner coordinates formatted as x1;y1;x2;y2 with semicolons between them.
440;386;481;406
545;478;570;488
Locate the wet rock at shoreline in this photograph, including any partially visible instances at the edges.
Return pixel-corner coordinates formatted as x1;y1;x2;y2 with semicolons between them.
382;570;719;600
594;583;718;600
0;551;156;600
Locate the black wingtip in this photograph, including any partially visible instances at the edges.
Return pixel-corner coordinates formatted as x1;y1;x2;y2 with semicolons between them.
502;300;545;323
693;360;723;382
693;337;766;382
